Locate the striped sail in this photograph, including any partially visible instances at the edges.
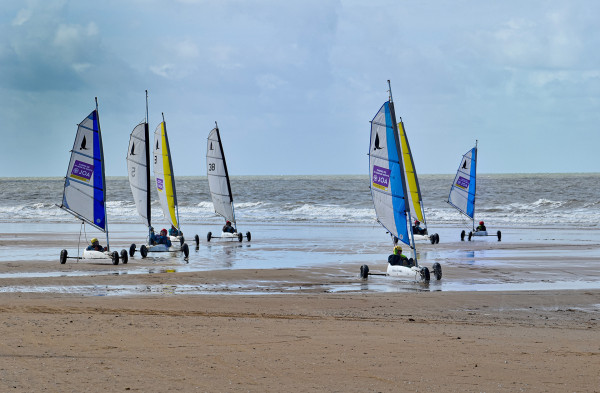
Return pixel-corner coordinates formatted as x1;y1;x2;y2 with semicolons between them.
207;126;235;225
153;121;179;229
126;122;151;227
398;119;425;225
448;146;477;219
369;101;410;245
59;109;107;232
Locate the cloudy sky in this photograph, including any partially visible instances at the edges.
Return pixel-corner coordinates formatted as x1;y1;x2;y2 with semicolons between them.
1;0;599;177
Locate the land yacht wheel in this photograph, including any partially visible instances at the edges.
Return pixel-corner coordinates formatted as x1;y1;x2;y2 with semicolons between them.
421;267;430;282
140;245;148;258
112;251;119;265
238;233;243;242
194;234;200;248
129;244;136;257
182;243;189;258
432;262;442;280
460;230;465;241
468;231;473;241
120;249;128;264
435;233;440;244
207;232;212;242
497;231;502;241
246;231;251;242
360;265;369;279
60;249;68;264
429;235;435;244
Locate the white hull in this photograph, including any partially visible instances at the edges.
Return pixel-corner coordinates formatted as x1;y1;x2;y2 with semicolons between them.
473;230;487;236
82;249;113;260
147;236;184;252
386;264;423;281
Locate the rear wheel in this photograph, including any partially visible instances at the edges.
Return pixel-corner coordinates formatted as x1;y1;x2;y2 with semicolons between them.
429;235;435;244
140;245;148;258
468;231;473;241
246;231;251;242
360;264;369;279
60;249;68;264
112;251;119;265
238;233;243;242
460;230;465;241
435;233;440;244
182;243;189;258
129;244;136;257
194;234;200;248
497;230;502;241
432;262;442;280
421;266;430;281
207;232;212;242
120;249;128;264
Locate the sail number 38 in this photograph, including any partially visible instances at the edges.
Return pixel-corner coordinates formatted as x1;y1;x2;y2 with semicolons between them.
208;163;216;171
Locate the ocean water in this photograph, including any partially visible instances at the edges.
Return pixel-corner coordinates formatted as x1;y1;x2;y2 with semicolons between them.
0;173;598;229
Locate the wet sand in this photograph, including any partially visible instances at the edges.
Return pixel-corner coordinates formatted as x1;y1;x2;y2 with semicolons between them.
0;225;599;391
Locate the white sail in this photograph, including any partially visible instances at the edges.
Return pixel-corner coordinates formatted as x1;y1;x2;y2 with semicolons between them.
206;126;235;225
59;108;107;233
126;122;151;227
153;120;179;229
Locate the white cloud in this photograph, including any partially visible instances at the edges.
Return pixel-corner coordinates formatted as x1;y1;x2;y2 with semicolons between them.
12;8;32;26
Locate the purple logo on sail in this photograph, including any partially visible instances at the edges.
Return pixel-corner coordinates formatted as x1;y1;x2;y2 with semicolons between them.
456;176;470;189
70;160;94;182
372;165;391;190
156;178;164;191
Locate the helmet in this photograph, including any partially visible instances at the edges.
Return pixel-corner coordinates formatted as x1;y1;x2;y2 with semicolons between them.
226;221;231;225
393;245;402;255
161;228;167;234
91;238;98;244
479;221;484;225
415;220;420;225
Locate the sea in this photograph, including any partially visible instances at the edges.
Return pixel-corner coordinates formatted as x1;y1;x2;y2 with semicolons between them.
0;173;598;229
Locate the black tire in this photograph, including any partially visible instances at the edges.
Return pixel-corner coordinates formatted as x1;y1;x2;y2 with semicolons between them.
468;231;473;241
182;243;189;258
129;243;136;257
140;245;148;258
112;251;119;265
460;230;465;241
60;249;68;264
246;231;251;242
429;235;435;244
238;233;243;242
207;232;212;242
432;262;442;280
179;236;185;246
194;234;200;247
421;266;430;281
435;233;440;244
120;249;128;264
497;230;502;241
360;264;369;279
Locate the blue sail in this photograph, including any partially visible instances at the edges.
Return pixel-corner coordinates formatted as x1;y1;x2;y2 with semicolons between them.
369;101;409;245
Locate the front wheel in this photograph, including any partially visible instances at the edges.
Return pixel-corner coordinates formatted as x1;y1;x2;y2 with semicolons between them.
112;251;119;265
497;230;502;241
435;233;440;244
246;231;251;242
182;243;189;258
360;264;369;279
194;234;200;248
460;230;465;241
60;249;68;264
429;235;435;244
207;232;212;242
238;233;243;242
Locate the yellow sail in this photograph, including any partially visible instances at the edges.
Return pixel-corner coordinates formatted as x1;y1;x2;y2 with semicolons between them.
154;121;178;229
398;121;424;223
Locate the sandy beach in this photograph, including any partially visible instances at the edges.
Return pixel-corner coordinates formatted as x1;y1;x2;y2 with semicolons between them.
1;225;599;392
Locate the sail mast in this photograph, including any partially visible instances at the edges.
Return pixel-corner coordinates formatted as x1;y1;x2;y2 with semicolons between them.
472;139;478;232
388;80;417;265
96;97;110;251
145;91;151;231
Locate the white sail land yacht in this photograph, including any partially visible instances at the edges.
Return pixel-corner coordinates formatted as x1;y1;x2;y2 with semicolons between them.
58;98;128;265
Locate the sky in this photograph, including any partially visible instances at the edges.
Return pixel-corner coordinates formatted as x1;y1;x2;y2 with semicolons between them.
1;0;599;177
